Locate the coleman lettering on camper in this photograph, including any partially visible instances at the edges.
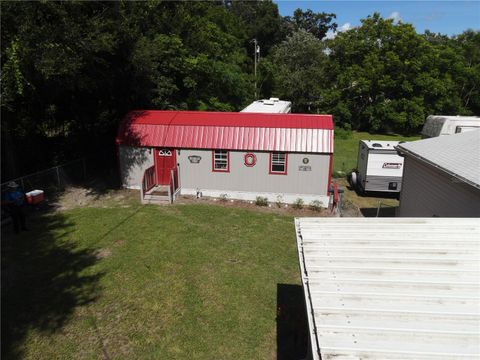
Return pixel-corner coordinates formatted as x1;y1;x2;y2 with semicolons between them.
299;166;312;171
188;155;201;164
382;162;402;169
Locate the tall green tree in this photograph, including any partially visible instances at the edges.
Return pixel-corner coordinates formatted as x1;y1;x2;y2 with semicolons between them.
451;30;480;114
1;1;253;178
284;9;337;40
325;13;472;133
2;2;478;179
270;30;329;112
227;0;283;56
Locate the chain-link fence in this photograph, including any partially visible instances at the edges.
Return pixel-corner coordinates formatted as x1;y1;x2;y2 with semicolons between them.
1;158;87;195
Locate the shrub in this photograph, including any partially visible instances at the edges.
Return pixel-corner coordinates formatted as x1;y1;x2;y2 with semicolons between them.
309;200;323;212
255;196;268;206
292;198;304;209
334;124;352;140
275;195;284;208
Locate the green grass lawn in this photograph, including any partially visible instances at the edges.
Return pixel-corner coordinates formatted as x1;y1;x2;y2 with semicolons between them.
3;199;304;359
333;131;421;175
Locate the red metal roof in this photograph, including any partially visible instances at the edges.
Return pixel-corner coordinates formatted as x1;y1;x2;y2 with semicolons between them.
116;110;334;153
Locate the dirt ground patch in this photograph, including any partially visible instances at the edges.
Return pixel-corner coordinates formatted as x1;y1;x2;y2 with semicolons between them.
174;195;337;217
54;187;94;211
52;187;138;211
49;184;363;218
94;248;112;259
333;178;399;217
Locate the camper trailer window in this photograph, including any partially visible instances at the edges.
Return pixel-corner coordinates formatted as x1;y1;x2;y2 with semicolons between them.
388;182;398;190
456;126;479;133
213;150;229;172
270;152;287;174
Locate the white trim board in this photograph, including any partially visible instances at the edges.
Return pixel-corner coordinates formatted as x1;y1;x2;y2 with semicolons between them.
181;188;329;207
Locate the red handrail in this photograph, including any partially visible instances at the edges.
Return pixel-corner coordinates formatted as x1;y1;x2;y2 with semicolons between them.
142;165;156;197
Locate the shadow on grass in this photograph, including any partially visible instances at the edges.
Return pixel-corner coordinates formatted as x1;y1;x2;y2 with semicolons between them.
83;172;123;200
277;284;309;360
346;182;400;200
360;206;398;217
1;208;102;359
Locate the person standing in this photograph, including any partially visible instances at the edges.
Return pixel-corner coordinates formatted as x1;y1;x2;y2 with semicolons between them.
2;181;28;234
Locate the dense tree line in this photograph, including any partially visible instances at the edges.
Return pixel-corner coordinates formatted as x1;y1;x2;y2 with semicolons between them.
269;14;479;133
1;1;478;178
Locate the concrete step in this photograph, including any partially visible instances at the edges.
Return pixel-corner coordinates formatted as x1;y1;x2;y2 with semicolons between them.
144;193;170;200
142;195;171;204
142;185;179;205
143;198;171;205
146;185;169;196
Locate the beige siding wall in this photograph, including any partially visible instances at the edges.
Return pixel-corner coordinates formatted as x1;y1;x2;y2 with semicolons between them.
398;156;480;217
119;145;154;189
177;149;330;196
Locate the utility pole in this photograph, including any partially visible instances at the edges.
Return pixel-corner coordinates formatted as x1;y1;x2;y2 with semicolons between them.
252;39;260;100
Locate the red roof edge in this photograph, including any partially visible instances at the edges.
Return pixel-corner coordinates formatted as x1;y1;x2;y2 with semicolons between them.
116;110;334;152
122;110;332;127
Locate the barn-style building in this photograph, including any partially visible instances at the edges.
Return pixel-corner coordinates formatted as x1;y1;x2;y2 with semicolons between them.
116;110;334;205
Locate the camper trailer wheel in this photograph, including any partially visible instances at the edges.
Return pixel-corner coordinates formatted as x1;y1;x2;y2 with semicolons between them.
349;171;358;189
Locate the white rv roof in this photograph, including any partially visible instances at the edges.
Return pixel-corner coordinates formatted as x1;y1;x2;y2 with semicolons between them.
360;140;402;150
295;217;480;360
240;98;292;113
422;115;480;137
427;115;480;122
397;130;480;188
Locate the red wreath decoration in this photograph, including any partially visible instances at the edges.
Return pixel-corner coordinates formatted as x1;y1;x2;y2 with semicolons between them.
244;153;256;167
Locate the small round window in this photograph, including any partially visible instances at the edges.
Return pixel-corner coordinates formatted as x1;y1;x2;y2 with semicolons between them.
244;153;257;167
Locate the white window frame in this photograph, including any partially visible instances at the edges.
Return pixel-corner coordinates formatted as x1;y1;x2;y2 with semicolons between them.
270;152;287;174
213;150;229;172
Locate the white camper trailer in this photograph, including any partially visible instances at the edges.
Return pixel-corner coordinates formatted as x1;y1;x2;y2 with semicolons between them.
241;98;292;113
350;140;404;193
421;115;480;138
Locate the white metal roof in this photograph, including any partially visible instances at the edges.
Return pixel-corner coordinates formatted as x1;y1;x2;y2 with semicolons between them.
421;115;480;138
427;115;480;121
240;98;292;113
360;140;402;150
426;115;480;123
396;130;480;188
295;217;480;360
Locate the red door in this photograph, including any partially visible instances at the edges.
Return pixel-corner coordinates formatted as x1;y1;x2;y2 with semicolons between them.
154;148;176;185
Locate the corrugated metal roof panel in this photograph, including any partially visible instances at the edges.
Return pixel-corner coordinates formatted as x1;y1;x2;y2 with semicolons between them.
116;111;333;153
295;217;480;360
396;130;480;188
125;110;332;128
